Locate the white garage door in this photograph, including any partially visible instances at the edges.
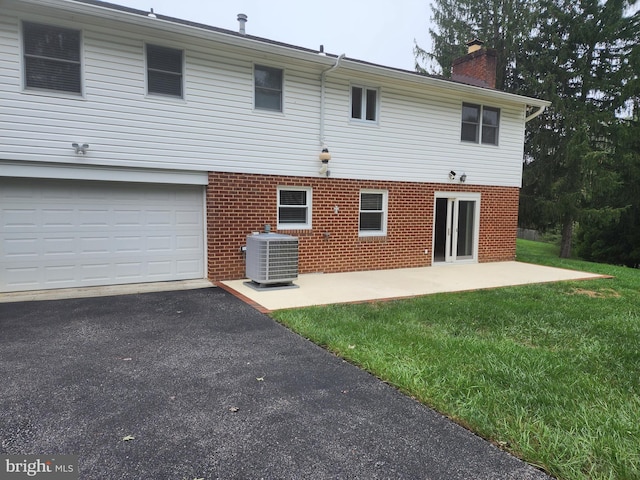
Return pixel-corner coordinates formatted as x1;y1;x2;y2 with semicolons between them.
1;178;205;293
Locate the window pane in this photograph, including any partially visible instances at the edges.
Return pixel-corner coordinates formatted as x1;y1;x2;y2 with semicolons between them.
462;104;480;123
482;125;498;145
461;123;479;142
25;57;81;92
23;22;80;61
365;89;377;121
483;107;499;126
360;212;382;230
361;193;382;211
255;66;282;111
255;89;282;111
147;45;182;73
148;71;182;97
255;66;282;89
351;86;363;119
280;190;306;206
279;207;307;223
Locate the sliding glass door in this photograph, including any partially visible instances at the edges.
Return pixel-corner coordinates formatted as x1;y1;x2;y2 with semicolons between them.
433;193;480;263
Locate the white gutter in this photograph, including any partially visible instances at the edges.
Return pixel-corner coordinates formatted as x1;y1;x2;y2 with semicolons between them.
17;0;550;109
320;54;345;146
525;104;549;123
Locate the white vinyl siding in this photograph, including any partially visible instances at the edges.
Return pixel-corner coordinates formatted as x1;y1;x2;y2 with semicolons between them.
1;5;529;188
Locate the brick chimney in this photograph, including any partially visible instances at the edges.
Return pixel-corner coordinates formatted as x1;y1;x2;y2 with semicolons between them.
451;39;497;89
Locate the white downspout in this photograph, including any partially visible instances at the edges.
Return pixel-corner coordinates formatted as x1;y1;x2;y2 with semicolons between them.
320;54;345;146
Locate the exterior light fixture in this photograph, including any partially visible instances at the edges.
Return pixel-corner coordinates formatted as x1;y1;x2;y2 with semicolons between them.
449;170;456;180
460;173;467;183
72;143;89;154
319;146;331;176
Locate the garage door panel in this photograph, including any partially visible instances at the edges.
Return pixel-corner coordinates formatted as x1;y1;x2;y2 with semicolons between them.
1;178;205;292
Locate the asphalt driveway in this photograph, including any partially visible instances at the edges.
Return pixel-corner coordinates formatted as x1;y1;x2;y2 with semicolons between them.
0;288;550;479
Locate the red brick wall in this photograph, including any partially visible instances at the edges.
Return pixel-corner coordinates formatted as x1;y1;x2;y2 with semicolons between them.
206;172;519;281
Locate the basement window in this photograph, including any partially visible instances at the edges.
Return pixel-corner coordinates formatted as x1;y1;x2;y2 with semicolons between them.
277;187;311;230
146;44;184;98
23;22;82;94
359;190;387;236
461;103;500;145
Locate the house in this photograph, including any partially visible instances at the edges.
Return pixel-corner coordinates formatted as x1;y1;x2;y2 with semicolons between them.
0;0;550;293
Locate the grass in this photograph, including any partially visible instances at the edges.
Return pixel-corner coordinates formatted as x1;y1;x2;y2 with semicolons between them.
272;240;640;480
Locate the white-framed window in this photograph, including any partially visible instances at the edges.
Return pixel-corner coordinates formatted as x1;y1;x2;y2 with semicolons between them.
461;103;500;145
351;85;379;122
277;187;311;229
22;21;82;94
255;65;283;112
359;190;387;236
146;44;184;98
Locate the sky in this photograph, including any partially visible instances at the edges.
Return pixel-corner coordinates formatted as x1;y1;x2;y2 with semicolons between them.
110;0;434;71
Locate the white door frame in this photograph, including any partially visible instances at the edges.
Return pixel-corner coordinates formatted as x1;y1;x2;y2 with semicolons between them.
433;192;481;264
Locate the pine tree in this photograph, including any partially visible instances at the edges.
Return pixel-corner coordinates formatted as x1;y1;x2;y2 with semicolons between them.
414;0;539;90
518;0;639;257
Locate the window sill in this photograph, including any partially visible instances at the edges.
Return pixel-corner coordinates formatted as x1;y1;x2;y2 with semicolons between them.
358;234;387;242
22;88;85;100
460;139;499;147
145;93;187;104
349;118;379;127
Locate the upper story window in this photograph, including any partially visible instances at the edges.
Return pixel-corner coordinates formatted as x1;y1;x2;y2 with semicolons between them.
255;65;283;112
461;103;500;145
23;22;81;94
359;190;387;236
146;44;183;98
351;85;379;123
277;187;311;229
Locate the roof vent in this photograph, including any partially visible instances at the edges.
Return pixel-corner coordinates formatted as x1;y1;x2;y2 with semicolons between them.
147;8;156;18
237;13;248;35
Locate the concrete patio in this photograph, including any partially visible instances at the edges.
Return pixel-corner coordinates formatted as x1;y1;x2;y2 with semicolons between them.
220;261;607;312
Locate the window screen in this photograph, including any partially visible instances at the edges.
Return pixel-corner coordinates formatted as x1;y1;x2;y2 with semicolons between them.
255;65;283;111
461;103;480;142
147;44;183;97
23;22;81;93
359;192;386;233
278;188;311;228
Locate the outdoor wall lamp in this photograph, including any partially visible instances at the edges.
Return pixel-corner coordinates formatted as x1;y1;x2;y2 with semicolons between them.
72;143;89;154
449;170;456;180
460;173;467;183
319;146;331;176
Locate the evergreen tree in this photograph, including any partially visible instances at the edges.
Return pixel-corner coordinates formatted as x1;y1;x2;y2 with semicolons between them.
518;0;639;257
575;113;640;267
414;0;539;90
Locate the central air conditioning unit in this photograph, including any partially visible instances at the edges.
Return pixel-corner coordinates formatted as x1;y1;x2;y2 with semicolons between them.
245;233;298;287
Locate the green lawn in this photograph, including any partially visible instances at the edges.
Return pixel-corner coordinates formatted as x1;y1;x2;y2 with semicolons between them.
272;240;640;480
